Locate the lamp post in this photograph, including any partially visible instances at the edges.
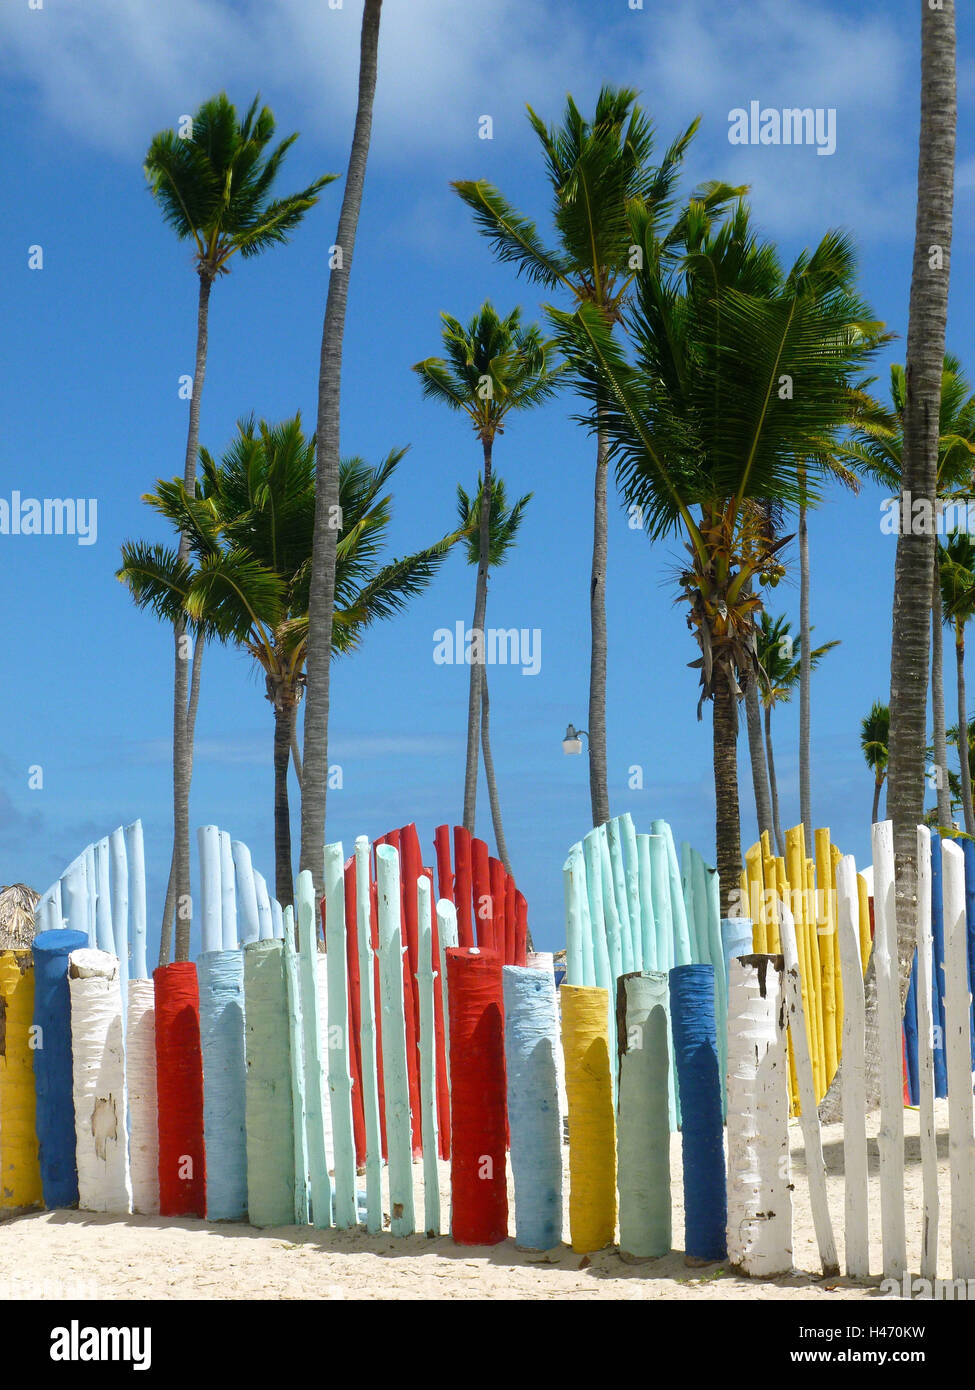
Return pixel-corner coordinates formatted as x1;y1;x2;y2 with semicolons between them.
562;723;589;757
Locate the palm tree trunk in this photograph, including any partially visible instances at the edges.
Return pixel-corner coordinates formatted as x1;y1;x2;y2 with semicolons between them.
956;623;974;835
480;665;512;874
164;272;213;965
588;417;610;828
290;725;303;790
300;0;383;896
887;0;956;1006
171;632;205;963
712;666;742;918
463;437;493;831
764;703;786;857
872;774;883;826
745;674;773;842
798;472;812;836
274;695;296;909
931;558;952;825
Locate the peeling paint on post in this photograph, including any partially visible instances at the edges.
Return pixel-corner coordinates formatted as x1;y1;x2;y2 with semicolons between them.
68;949;131;1214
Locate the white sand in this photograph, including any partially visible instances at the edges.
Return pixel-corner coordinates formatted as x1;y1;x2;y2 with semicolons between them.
0;1101;950;1300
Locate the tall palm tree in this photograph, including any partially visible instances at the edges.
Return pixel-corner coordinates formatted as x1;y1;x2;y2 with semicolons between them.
413;303;561;834
756;611;839;856
120;415;455;908
552;202;882;913
861;701;891;828
840;356;975;831
301;0;384;897
144;93;334;961
454;88;741;830
885;0;957;1001
939;531;975;835
455;473;533;873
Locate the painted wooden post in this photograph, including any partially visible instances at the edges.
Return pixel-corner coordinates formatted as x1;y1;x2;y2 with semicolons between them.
352;842;382;1234
219;830;237;950
232;841;261;946
607;818;634;974
417;874;441;1236
598;824;625;987
243;939;295;1227
153;961;206;1218
857;872;872;972
68;948;131;1214
669;963;726;1263
814;829;838;1082
725;955;792;1276
448;947;508;1245
92;839;114;959
780;893;840;1278
125;821;148;982
32;929;88;1209
561;983;616;1252
621;814;643;971
437;899;458;1084
453;825;474;947
296;870;330;1229
377;843;415;1236
648;832;678;1129
316;954;335;1183
617;971;671;1261
197;826;223;955
272;898;285;940
563;844;586;986
929;833;948;1095
834;855;870;1276
84;844;97;946
636;834;657;972
198;949;247;1221
126;977;158;1215
915;827;938;1282
653;820;694;966
871;819;907;1280
323;841;357;1229
503;964;562;1252
0;951;42;1212
583;828;616;1094
109;827;129;1020
254;871;274;941
942;839;975;1279
283;912;309;1225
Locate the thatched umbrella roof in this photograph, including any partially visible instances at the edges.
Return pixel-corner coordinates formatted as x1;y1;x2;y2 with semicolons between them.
0;883;40;950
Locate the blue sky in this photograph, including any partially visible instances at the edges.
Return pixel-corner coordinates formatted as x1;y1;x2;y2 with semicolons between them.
1;0;973;958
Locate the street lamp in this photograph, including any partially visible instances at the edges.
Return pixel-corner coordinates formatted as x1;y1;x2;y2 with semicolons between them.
562;723;588;756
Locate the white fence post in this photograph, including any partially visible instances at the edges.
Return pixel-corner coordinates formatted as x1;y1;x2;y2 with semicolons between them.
871;819;907;1281
834;854;869;1279
942;839;975;1280
915;826;938;1282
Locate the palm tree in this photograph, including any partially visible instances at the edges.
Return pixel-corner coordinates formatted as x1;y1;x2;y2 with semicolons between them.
552;202;882;913
756;612;839;856
144;93;334;961
454;88;741;830
861;701;891;828
939;531;975;835
301;0;384;897
840;356;975;831
120;415;455;908
885;0;957;1001
413;304;562;834
454;473;533;873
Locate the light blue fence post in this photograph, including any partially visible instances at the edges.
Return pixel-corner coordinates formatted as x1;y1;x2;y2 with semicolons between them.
232;842;261;946
377;844;415;1237
503;964;562;1251
284;909;309;1225
354;838;383;1234
125;822;148;981
295;870;330;1228
324;841;357;1229
109;828;129;1019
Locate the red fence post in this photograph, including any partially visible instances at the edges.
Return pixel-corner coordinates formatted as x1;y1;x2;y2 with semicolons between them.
154;962;206;1219
514;891;529;968
453;827;474;948
490;857;507;959
471;838;493;950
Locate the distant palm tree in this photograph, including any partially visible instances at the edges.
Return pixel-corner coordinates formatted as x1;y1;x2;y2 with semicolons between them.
455;474;532;873
120;416;455;908
756;612;839;855
861;701;891;828
413;303;562;835
144;93;334;961
454;87;741;830
301;0;384;898
939;531;975;835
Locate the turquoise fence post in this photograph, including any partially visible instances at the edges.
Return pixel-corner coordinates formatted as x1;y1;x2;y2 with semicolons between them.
620;814;643;971
296;870;330;1228
680;842;701;961
654;820;693;966
354;838;383;1234
198;948;247;1221
617;970;672;1260
284;910;309;1225
636;834;657;971
417;874;441;1237
219;830;237;950
232;842;261;946
254;871;274;941
109;828;129;1021
607;818;633;975
125;822;147;982
377;844;415;1236
583;828;615;1091
598;824;625;985
94;838;114;957
244;939;295;1227
503;964;562;1251
324;841;357;1229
